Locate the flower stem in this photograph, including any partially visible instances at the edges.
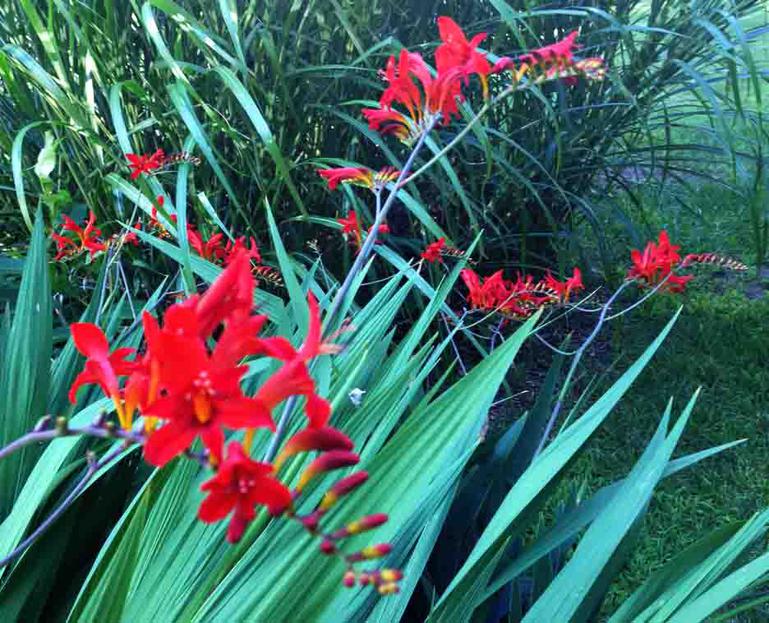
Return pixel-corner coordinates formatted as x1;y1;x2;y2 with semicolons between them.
532;280;630;458
403;84;515;186
0;444;125;570
323;116;438;334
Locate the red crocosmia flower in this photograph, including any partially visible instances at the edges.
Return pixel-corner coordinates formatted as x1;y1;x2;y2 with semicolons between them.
198;441;292;543
194;251;256;337
493;31;605;85
520;30;580;67
421;237;446;263
224;236;261;266
297;294;342;361
435;17;491;94
122;223;141;247
543;267;584;303
318;167;372;191
149;197;178;238
52;211;107;261
68;323;137;429
126;149;166;180
363;49;464;144
254;358;331;428
142;335;274;467
188;227;226;262
319;166;401;193
337;210;359;235
627;230;693;293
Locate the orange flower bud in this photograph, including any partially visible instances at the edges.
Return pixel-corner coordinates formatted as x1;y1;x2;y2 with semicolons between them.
380;569;403;583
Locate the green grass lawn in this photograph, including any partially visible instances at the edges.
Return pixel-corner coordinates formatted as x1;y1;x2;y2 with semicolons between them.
582;173;769;616
592;285;769;615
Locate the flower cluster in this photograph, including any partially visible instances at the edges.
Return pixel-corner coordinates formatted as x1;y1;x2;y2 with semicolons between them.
51;211;107;261
337;210;390;252
362;18;489;144
66;252;398;591
628;230;747;292
492;30;606;85
126;150;201;180
461;267;583;320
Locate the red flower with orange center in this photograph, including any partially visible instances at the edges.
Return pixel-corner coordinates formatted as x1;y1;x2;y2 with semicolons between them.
141;314;274;466
68;323;137;429
363;48;464;144
51;211;107;261
198;441;292;543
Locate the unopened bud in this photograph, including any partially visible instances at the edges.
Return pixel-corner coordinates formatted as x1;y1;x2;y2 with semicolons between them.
346;543;392;562
296;450;359;493
378;582;400;595
320;471;368;511
343;571;356;588
320;539;336;555
331;513;388;540
55;416;68;435
275;427;354;471
380;569;403;583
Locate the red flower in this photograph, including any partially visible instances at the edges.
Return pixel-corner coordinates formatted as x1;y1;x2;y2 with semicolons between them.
224;236;262;266
149;197;177;239
492;31;605;85
198;442;292;543
193;250;257;337
188;227;226;262
627;230;692;292
363;49;464;144
319;166;400;192
520;30;580;67
254;358;331;429
141;323;274;466
435;17;491;93
68;323;137;429
126;149;166;180
421;237;446;263
338;210;359;235
543;267;584;303
52;211;107;261
319;167;372;191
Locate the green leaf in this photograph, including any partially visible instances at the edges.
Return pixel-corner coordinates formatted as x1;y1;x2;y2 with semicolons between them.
0;210;52;519
428;309;681;621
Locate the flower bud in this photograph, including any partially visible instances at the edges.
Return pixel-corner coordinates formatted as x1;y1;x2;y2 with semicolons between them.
296;450;359;493
330;513;388;540
319;471;368;511
378;582;400;595
343;571;356;588
320;539;336;555
346;543;392;562
275;427;354;470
